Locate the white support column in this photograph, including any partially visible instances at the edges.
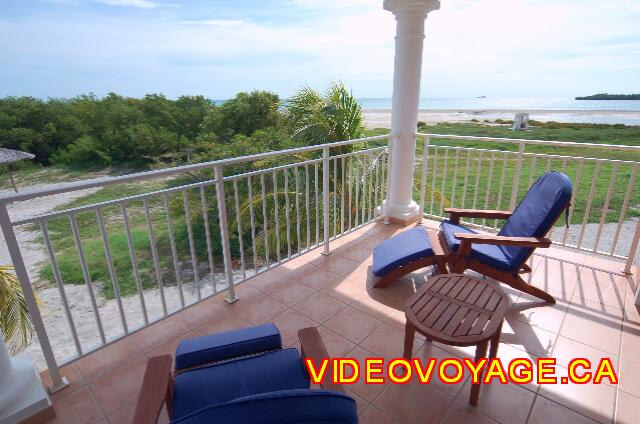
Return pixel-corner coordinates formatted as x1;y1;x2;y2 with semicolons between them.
382;0;440;225
0;335;52;423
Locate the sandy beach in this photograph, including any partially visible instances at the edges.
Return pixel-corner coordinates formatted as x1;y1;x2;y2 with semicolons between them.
363;108;640;128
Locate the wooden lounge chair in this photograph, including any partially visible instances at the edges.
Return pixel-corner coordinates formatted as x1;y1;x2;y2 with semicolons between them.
133;323;357;424
439;171;572;304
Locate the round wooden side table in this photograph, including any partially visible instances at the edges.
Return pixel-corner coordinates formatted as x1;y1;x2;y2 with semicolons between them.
403;273;509;406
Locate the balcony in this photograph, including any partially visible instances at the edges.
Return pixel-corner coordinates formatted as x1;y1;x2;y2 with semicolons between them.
32;219;637;424
0;130;637;423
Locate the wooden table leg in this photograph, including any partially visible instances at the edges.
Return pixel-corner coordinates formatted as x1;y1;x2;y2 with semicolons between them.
469;340;488;407
488;322;503;359
403;321;415;359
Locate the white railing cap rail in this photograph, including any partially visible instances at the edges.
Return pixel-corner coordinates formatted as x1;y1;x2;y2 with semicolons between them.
0;134;389;205
417;132;640;152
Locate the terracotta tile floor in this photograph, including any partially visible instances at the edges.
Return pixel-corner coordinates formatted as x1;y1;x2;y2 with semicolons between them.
38;220;639;424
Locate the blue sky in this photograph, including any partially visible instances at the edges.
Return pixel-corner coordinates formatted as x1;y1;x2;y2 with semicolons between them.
1;0;639;99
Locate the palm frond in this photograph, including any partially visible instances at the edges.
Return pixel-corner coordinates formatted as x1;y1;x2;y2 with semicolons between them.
0;265;35;353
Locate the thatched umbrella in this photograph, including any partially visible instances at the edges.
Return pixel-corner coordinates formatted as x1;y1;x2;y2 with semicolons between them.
0;148;35;192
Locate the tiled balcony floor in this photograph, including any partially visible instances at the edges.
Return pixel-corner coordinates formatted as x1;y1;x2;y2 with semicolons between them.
38;220;639;424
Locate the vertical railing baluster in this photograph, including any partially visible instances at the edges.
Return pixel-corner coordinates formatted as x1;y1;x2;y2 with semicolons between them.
70;214;106;342
260;173;269;268
383;142;393;224
482;152;495;227
322;146;330;255
624;219;640;275
355;153;360;227
510;142;525;210
272;170;281;263
495;153;508;228
41;220;82;356
296;167;302;252
305;165;310;249
361;153;367;225
528;156;538;188
611;164;637;255
440;148;449;217
593;164;619;252
183;190;201;301
121;204;148;325
315;162;319;245
247;176;258;273
419;136;429;217
471;151;483;224
429;146;439;215
563;159;584;246
333;157;338;237
163;194;185;307
233;180;246;279
341;156;346;234
0;204;68;392
461;150;471;209
97;208;128;334
200;186;217;292
348;156;353;229
214;165;238;303
577;161;601;249
144;198;167;316
283;169;292;258
450;149;459;208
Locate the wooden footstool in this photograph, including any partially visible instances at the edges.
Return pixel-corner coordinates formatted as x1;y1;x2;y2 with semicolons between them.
403;273;509;406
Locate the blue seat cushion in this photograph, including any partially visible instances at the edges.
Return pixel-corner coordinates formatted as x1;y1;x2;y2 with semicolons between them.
171;389;358;424
175;323;281;370
172;348;310;419
499;172;572;267
440;220;516;271
372;226;434;277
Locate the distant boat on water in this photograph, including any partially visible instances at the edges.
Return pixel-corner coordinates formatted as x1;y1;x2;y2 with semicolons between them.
476;95;487;98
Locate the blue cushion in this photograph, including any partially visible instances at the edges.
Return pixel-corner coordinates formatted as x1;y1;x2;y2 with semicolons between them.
172;348;310;419
372;226;434;277
440;220;516;271
175;323;281;370
171;389;358;424
498;172;572;267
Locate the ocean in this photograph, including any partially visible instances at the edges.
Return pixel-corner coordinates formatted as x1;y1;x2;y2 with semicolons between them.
357;97;640;111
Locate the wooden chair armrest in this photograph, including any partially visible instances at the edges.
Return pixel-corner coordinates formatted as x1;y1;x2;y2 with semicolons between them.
454;232;552;247
426;229;444;257
133;355;173;424
444;208;512;224
298;327;345;394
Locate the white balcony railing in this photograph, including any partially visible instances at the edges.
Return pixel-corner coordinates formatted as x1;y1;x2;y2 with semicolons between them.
416;133;640;270
1;132;638;392
0;134;389;391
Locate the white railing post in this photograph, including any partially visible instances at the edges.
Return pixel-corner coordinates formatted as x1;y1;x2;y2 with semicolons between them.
418;134;429;217
510;142;525;210
625;218;640;276
383;136;394;224
0;203;69;393
214;165;238;303
322;146;331;255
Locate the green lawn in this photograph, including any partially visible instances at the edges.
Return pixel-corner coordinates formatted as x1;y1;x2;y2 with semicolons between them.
35;121;640;297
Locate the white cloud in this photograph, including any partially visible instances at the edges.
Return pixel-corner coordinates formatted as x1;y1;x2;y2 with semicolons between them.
179;19;247;27
92;0;157;7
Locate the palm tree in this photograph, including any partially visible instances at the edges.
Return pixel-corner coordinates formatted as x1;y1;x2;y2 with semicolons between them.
285;82;365;146
0;265;34;353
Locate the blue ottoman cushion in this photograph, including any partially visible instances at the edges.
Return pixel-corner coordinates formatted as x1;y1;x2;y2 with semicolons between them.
372;226;434;277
